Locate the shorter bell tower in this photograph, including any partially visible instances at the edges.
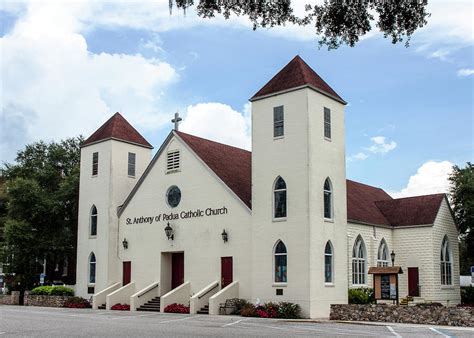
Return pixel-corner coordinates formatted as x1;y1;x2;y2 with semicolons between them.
76;113;153;298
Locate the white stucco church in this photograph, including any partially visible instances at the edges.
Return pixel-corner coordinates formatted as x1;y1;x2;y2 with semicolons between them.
75;56;460;318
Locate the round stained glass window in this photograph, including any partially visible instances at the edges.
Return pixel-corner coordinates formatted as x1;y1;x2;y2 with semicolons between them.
166;185;181;208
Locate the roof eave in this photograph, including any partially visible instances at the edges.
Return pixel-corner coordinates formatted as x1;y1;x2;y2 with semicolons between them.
81;137;154;149
250;84;347;105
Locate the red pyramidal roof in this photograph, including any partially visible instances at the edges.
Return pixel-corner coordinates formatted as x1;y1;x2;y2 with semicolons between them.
82;112;153;148
250;55;345;103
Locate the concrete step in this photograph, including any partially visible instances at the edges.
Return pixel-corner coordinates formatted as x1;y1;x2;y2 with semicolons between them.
137;307;161;312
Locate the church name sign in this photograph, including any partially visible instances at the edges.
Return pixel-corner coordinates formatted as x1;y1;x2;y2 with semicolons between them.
126;206;228;225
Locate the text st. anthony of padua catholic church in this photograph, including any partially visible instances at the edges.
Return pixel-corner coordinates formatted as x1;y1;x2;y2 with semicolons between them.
76;56;460;318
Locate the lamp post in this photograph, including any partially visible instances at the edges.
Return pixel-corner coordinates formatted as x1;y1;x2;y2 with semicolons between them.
122;238;129;249
165;222;174;240
391;250;396;266
221;229;228;243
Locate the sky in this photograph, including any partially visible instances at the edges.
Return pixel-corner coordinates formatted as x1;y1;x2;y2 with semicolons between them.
0;0;473;197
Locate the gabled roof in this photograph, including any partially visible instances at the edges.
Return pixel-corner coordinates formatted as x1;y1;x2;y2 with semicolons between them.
346;180;393;226
250;55;345;104
82;112;153;148
176;131;252;208
375;194;445;227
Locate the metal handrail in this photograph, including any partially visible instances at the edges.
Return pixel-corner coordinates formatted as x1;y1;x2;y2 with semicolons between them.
137;283;159;298
197;282;219;300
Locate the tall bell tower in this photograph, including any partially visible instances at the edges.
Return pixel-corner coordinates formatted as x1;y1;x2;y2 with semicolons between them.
76;113;152;298
250;56;348;317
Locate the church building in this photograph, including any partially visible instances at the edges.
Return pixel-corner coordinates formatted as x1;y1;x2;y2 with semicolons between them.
75;56;460;318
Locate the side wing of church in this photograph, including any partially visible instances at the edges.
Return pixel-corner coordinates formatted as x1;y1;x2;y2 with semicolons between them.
75;56;460;318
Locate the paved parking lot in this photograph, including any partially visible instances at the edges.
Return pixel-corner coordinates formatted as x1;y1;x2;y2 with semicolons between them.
0;305;473;337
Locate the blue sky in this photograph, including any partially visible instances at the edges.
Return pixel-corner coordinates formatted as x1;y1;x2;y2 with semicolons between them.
1;1;472;197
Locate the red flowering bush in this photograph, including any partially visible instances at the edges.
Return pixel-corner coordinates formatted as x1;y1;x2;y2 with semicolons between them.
64;297;91;309
164;303;190;314
111;303;130;311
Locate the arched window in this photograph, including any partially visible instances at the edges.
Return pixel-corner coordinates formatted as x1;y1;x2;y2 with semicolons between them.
440;236;452;285
325;241;333;283
273;177;287;219
377;239;390;267
352;236;367;285
90;205;97;237
274;240;287;283
89;253;96;284
323;178;333;219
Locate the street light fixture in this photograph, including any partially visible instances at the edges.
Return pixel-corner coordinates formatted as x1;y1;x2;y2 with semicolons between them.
165;223;174;240
391;250;396;266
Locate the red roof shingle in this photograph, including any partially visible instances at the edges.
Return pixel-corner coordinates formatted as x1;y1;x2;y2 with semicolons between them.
375;194;445;227
250;55;345;103
82;112;153;148
176;131;252;208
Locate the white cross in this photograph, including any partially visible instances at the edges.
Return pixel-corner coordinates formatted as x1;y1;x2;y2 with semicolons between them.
171;111;182;131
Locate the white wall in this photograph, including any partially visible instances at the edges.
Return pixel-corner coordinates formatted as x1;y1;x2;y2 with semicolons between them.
117;136;252;299
76;140;151;298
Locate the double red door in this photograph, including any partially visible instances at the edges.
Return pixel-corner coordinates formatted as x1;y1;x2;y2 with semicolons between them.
171;253;184;289
221;257;233;288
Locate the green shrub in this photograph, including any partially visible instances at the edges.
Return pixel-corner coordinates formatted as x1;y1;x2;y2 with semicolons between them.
49;286;74;296
230;298;251;315
277;302;301;319
30;286;53;295
461;286;474;305
348;288;375;304
30;286;74;296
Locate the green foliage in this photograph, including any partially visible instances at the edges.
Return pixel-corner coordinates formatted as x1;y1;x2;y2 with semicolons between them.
0;137;83;289
461;286;474;305
170;1;430;50
30;286;52;295
348;287;375;304
277;301;301;319
30;286;74;296
240;303;257;317
449;163;474;275
230;298;251;315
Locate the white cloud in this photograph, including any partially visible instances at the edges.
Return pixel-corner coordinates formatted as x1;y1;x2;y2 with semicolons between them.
390;160;453;198
347;152;369;162
428;49;451;61
0;1;178;163
367;136;397;154
180;102;251;150
457;68;474;77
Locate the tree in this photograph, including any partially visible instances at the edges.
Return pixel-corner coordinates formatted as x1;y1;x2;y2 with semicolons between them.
0;137;83;289
170;0;430;49
449;162;474;275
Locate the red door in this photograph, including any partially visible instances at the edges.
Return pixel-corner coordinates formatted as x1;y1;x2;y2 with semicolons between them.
221;257;233;288
171;253;184;289
408;267;419;297
122;261;131;286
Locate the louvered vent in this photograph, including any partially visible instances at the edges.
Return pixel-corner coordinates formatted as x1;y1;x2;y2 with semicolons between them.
167;150;180;173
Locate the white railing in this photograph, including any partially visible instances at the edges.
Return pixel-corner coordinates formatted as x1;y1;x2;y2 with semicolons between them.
130;281;160;311
160;282;191;312
209;281;239;315
106;282;136;310
92;282;121;309
190;281;219;314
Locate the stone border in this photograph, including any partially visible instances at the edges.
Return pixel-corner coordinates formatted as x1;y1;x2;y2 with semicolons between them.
24;294;73;307
330;304;473;327
0;291;20;305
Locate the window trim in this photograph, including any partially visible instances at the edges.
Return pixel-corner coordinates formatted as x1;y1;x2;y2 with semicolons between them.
273;106;284;138
92;152;99;176
88;252;96;285
440;236;452;286
273;176;287;221
324;241;334;284
324;107;331;140
273;240;288;284
90;205;97;238
377;239;390;267
323;178;334;220
127;152;136;177
352;235;367;286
